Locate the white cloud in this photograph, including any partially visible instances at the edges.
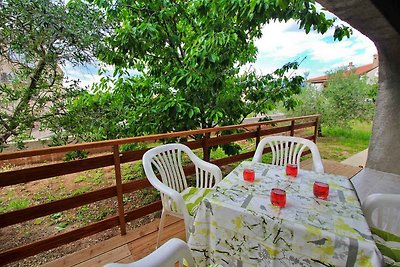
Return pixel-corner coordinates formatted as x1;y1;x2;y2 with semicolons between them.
253;14;377;78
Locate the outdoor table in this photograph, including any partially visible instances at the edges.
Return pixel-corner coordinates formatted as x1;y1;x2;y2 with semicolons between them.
187;161;383;266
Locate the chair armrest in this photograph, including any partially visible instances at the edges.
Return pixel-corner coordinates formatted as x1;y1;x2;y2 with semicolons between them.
188;153;222;184
313;159;324;174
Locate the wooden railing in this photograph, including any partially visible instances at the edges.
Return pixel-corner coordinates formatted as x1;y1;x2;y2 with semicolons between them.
0;115;319;265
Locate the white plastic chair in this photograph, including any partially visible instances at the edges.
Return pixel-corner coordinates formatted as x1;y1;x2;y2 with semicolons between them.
363;193;400;235
252;136;324;173
104;238;196;267
143;143;222;247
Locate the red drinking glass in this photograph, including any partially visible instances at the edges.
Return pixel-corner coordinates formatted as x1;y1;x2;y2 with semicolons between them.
271;188;286;207
313;181;329;199
243;169;255;182
286;164;298;177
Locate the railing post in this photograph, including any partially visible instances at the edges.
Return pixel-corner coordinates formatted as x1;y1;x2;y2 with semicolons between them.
256;125;261;147
313;116;320;143
290;120;295;136
113;145;126;235
202;133;210;162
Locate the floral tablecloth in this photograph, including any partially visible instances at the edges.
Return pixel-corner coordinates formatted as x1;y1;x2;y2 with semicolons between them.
188;161;382;266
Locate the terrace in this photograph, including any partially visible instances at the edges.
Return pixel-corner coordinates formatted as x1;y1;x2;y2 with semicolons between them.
1;1;400;265
0;115;368;266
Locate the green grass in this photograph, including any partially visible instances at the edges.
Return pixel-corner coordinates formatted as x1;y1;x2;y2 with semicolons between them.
75;205;113;225
317;121;372;161
74;175;86;183
322;121;371;141
210;147;226;159
72;186;92;196
122;162;145;181
89;169;104;185
6;198;30;212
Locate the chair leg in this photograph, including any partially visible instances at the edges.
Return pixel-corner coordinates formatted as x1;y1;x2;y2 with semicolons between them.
156;210;167;248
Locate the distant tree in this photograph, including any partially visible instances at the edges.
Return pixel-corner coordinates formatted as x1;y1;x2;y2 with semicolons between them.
290;68;377;128
56;0;350;155
0;0;107;150
323;69;377;127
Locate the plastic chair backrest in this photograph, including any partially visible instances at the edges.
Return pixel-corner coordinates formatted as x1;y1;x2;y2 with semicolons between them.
364;193;400;235
143;144;190;193
143;143;220;192
252;136;324;173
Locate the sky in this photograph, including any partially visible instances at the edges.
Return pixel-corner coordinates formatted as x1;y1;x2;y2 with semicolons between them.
249;19;377;79
63;10;377;87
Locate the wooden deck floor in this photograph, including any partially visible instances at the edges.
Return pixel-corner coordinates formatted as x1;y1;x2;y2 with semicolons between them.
42;160;362;267
42;216;185;267
302;159;362;178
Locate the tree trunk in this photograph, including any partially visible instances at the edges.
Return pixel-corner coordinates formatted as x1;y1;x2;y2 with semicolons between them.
367;41;400;174
3;58;46;145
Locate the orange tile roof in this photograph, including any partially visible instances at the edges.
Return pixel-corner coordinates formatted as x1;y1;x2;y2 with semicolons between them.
308;63;378;83
308;75;328;83
355;63;376;75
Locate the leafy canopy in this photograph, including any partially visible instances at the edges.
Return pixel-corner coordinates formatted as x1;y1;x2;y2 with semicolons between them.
289;68;377;129
54;0;351;151
0;0;107;149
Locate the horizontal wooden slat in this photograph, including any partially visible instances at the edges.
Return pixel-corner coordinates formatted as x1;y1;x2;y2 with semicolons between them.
0;216;120;266
0;187;117;228
120;139;204;164
259;125;292;136
293;121;317;130
0;154;114;187
183;139;204;150
122;179;153;194
304;135;315;140
0;115;319;160
120;148;149;164
125;201;163;222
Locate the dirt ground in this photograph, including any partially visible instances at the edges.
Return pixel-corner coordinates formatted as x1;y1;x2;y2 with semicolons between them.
0;158;160;266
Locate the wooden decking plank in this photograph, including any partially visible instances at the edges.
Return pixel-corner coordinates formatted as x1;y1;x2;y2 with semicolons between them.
128;219;185;261
132;230;186;263
74;244;131;267
302;159;361;178
128;219;185;254
41;216;180;267
117;255;135;263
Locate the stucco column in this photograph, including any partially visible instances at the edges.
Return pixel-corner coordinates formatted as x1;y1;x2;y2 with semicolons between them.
367;41;400;174
317;0;400;175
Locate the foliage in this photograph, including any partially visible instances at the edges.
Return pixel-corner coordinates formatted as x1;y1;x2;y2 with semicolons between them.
290;69;377;128
323;69;377;127
64;150;89;161
0;0;107;150
51;0;351;152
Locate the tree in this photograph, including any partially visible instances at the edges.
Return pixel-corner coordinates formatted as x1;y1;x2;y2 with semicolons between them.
289;68;377;129
52;0;351;155
0;0;106;149
323;69;377;127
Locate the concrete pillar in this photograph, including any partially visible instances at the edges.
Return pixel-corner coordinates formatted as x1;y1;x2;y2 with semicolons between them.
317;0;400;175
367;41;400;174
